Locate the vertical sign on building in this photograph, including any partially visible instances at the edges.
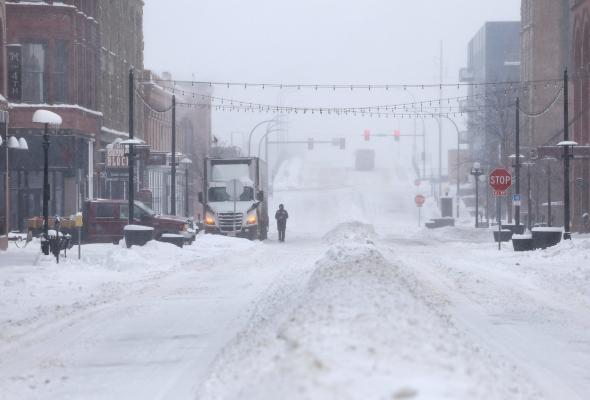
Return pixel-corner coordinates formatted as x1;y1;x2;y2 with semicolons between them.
7;45;22;102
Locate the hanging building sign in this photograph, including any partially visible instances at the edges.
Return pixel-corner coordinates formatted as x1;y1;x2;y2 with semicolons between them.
106;143;128;169
7;45;22;102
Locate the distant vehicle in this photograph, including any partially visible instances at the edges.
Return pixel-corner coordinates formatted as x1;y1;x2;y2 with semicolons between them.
355;149;375;171
199;157;269;240
28;199;194;244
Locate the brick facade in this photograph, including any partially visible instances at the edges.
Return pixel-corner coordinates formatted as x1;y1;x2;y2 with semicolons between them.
97;0;144;142
141;71;212;217
571;0;590;230
519;0;570;227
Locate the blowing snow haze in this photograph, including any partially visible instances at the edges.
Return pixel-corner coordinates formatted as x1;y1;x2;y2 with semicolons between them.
4;1;590;400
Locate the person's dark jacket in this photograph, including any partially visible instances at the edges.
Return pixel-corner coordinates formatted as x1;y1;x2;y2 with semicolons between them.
275;209;289;229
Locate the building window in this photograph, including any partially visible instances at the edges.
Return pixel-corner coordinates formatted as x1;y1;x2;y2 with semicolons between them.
54;40;68;103
22;43;46;103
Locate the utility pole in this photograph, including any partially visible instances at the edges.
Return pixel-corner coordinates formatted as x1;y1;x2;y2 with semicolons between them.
563;69;571;240
128;68;134;224
171;94;177;215
438;41;443;199
514;97;530;226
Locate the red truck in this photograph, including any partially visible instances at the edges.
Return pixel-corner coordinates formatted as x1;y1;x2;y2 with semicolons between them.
28;199;194;244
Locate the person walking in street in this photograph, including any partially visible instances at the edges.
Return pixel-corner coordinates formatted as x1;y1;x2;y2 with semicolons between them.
275;204;289;242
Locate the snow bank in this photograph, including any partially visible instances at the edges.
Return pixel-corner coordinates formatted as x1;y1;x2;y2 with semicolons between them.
273;158;305;191
322;221;376;245
198;223;539;400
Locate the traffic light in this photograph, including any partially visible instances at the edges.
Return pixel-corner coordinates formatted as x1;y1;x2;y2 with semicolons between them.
307;138;314;150
394;129;401;142
363;129;370;141
339;137;346;150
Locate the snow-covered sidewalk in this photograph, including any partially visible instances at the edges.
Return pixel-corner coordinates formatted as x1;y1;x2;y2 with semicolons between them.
0;234;326;400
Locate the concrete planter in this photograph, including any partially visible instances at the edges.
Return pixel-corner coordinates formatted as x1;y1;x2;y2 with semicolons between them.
512;234;534;252
158;233;184;248
425;218;455;229
532;227;563;250
493;229;513;243
502;224;525;235
124;225;154;248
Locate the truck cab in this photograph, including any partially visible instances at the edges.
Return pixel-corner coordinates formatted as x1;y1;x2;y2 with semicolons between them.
200;157;268;240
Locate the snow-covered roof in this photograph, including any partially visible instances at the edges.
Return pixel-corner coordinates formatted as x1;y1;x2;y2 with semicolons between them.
11;103;102;117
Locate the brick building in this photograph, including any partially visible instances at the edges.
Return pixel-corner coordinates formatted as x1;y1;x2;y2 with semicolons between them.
95;0;145;200
519;0;570;227
97;0;144;141
2;0;101;231
571;0;590;230
140;71;212;217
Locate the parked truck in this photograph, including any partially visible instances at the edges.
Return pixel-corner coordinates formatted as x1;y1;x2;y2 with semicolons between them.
199;157;269;240
28;199;194;244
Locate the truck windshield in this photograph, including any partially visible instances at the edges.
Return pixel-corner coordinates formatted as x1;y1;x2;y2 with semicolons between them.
135;201;156;216
208;186;254;202
120;201;156;220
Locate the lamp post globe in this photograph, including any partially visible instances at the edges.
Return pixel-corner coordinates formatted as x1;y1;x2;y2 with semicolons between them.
32;110;62;255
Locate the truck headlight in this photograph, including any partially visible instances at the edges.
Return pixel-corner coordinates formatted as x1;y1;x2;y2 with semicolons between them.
205;213;216;226
246;210;257;225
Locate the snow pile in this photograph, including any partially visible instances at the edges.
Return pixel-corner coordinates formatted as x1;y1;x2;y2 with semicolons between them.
322;221;376;245
273;158;304;191
198;223;539;400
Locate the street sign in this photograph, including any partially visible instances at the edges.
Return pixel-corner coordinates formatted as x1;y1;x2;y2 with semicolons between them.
489;168;512;196
415;194;426;207
512;194;521;206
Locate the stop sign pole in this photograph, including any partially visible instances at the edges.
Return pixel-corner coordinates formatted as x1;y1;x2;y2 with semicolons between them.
415;194;425;227
489;168;513;250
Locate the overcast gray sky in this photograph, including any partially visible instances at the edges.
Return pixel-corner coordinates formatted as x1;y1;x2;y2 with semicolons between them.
144;0;520;169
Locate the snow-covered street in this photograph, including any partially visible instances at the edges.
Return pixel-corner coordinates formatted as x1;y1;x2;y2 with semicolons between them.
2;155;590;399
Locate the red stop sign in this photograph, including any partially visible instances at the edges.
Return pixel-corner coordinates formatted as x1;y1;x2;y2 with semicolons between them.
489;168;512;195
415;194;426;207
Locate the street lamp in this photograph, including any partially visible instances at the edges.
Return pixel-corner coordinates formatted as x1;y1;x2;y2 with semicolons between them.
542;157;558;227
247;119;276;156
522;160;535;231
557;140;577;240
32;110;62;255
1;112;30;251
470;162;484;228
180;157;192;217
119;138;147;224
509;153;525;228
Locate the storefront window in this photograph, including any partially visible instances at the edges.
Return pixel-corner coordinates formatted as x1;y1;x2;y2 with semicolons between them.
54;40;68;103
22;43;46;103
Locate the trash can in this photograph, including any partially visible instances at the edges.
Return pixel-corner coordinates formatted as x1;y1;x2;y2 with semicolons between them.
158;233;184;248
493;229;513;243
124;225;154;248
440;197;453;218
512;234;534;252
